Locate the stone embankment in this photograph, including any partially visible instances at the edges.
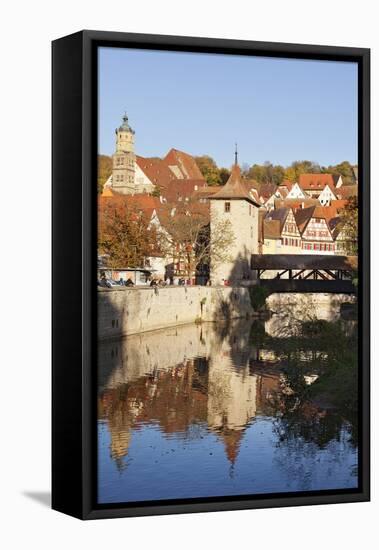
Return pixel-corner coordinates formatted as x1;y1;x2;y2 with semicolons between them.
98;285;253;340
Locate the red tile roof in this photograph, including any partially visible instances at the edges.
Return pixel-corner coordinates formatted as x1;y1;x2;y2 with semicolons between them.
274;198;319;210
313;205;337;221
164;148;204;180
136;156;177;187
101;186;115;197
255;182;278;201
192;186;223;200
298;173;336;191
330;199;348;213
294;204;338;234
280;180;294;191
294;206;315;233
98;193;163;221
137;146;206;186
277;186;289;199
159;179;207;202
243;179;260;191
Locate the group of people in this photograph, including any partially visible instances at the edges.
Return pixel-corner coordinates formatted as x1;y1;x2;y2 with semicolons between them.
149;277;187;287
98;273;135;288
99;272;212;288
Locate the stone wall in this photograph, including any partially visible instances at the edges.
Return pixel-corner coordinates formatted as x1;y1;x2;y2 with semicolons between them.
98;285;254;340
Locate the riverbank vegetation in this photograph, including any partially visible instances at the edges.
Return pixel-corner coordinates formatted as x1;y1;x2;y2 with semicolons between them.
250;317;358;447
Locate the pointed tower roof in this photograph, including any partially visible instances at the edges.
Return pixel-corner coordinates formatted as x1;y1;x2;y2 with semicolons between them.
220;428;245;465
210;163;260;206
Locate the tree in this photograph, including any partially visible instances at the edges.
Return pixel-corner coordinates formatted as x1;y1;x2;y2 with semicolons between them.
237;159;357;186
158;202;235;280
98;197;158;268
272;165;286;185
246;164;268;183
283;166;297;183
98;155;112;194
194;155;222;186
339;196;358;255
245;162;285;185
219;167;231;184
324;161;356;185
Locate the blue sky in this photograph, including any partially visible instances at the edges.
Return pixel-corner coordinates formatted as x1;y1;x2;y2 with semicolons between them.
98;47;358;168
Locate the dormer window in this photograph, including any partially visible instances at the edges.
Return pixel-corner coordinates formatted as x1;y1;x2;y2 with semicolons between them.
225;202;231;213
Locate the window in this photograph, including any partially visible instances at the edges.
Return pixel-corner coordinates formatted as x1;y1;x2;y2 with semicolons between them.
225;202;231;213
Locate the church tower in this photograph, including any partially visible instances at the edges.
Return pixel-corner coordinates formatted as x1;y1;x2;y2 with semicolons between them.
112;113;136;194
209;151;261;285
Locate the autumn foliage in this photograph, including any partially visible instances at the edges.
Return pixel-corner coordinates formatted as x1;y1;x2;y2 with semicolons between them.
98;197;159;268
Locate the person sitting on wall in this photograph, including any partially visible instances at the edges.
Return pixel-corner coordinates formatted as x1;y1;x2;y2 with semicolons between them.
124;278;134;287
99;272;108;288
150;278;158;287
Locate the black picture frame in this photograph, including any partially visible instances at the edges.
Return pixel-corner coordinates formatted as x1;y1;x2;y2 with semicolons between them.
52;30;370;520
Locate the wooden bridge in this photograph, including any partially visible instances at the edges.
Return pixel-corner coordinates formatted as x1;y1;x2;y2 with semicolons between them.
250;254;357;294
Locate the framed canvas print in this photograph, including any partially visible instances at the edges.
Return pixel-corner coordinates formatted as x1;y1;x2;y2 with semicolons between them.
52;30;370;519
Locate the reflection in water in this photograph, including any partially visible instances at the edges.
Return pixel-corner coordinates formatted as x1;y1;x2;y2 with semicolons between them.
98;306;358;504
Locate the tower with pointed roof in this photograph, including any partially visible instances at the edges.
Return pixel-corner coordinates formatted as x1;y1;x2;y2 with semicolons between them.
209;157;260;285
112;113;136;194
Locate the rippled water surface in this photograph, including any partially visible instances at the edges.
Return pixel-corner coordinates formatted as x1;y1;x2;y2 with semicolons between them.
98;306;358;504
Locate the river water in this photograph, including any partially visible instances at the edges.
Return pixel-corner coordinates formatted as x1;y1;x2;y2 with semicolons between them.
97;296;358;504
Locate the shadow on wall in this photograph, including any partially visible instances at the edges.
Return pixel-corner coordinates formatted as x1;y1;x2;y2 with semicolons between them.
98;288;126;342
214;246;252;287
211;248;258;330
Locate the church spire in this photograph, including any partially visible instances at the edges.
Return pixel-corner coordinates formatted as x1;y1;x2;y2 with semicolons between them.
234;143;238;166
